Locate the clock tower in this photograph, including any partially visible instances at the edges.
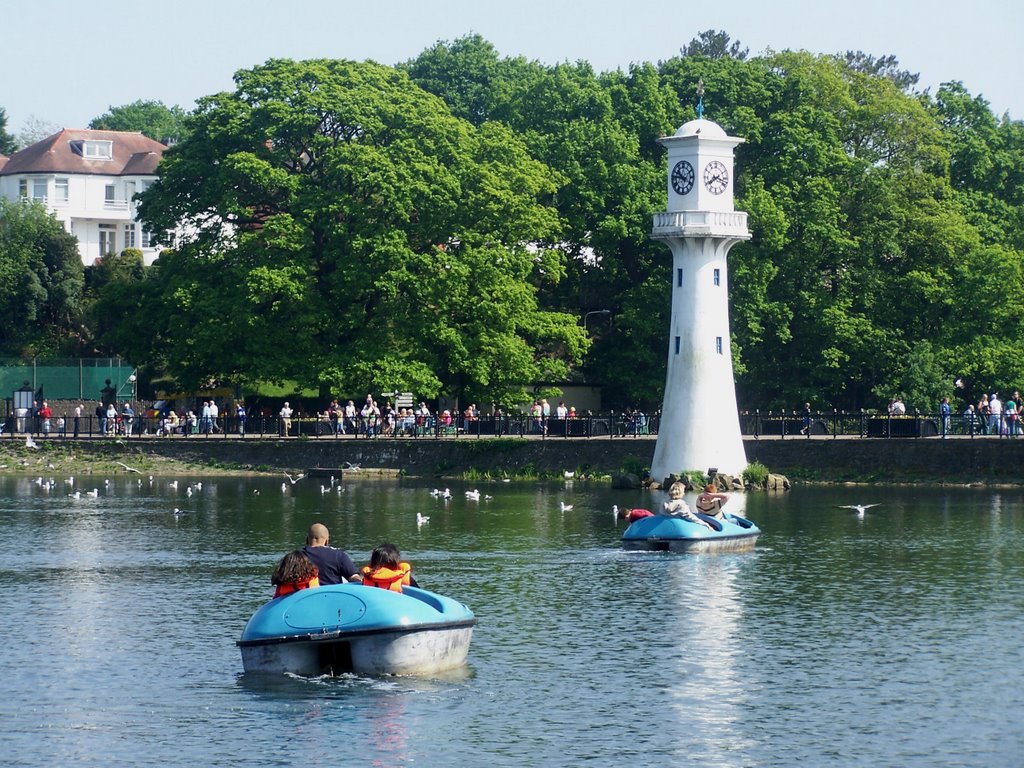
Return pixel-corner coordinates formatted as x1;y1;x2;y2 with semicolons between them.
649;115;750;483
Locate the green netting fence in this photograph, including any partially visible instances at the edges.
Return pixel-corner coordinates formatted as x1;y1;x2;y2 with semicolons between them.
0;358;136;404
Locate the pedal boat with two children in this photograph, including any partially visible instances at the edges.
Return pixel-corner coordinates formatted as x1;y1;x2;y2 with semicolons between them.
621;511;761;553
238;583;477;676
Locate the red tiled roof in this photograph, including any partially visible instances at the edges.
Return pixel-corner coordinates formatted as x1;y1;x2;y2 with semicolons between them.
0;154;7;172
0;128;166;176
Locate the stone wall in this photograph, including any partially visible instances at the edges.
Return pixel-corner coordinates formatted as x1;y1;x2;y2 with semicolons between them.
54;435;1021;483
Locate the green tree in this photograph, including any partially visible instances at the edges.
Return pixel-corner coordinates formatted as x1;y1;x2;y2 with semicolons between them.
130;58;585;403
0;198;84;355
0;107;16;154
681;30;749;60
89;100;189;143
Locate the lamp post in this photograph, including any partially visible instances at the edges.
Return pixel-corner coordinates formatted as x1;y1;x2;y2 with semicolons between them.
583;309;611;332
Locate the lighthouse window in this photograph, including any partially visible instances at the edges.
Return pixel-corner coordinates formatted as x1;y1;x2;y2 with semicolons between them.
716;336;723;354
677;268;683;287
713;268;720;286
675;336;680;355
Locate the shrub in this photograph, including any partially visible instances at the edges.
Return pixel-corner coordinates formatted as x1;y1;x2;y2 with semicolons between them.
743;461;770;487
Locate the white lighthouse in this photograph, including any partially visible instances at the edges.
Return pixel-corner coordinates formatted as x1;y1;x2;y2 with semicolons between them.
649;112;750;484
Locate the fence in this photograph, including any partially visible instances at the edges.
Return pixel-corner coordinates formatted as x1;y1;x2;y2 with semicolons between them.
0;358;135;403
0;409;1013;440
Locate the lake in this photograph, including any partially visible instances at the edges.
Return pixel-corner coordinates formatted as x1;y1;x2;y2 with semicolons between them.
0;475;1021;767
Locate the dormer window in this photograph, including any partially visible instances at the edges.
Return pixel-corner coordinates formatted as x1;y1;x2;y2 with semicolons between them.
69;139;113;159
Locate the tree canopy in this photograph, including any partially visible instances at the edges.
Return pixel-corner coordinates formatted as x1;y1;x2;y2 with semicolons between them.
0;198;84;356
89;100;189;143
75;34;1024;414
125;58;586;404
0;107;16;154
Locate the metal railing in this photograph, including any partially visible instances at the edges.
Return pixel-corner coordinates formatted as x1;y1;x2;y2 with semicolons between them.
1;408;1016;441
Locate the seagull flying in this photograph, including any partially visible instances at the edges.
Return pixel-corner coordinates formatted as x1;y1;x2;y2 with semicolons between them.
836;503;882;517
284;473;305;485
25;435;39;449
115;461;141;474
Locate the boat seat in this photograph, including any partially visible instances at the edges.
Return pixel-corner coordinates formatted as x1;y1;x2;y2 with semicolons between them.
695;513;724;531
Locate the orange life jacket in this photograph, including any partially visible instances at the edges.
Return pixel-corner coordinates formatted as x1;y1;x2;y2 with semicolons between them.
361;563;412;592
273;575;320;598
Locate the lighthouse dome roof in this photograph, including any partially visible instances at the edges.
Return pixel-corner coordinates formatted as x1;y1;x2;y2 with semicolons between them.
673;118;728;139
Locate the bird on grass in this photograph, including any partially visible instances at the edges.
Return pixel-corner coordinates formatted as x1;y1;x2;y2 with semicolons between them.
836;503;882;517
25;435;39;449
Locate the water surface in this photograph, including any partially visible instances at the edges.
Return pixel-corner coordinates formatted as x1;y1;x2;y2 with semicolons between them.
0;477;1021;767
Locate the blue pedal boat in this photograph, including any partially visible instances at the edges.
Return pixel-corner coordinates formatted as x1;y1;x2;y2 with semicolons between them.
238;583;476;676
622;513;761;553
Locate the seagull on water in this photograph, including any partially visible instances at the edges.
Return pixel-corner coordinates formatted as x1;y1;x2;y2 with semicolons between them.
86;488;99;497
836;503;882;517
563;470;575;479
417;512;430;526
560;502;574;512
465;489;481;501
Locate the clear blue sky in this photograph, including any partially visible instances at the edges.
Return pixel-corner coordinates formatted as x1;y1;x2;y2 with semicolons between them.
3;0;1020;136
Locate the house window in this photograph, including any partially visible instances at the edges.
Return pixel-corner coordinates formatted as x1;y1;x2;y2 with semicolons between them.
123;224;136;249
18;179;27;198
98;223;116;255
677;268;683;287
105;184;116;203
713;268;721;286
716;336;723;355
141;228;154;249
675;336;681;355
54;178;69;204
83;140;113;159
32;178;48;200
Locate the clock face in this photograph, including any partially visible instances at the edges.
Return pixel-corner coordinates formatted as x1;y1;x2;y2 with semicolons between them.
703;160;729;194
670;160;695;195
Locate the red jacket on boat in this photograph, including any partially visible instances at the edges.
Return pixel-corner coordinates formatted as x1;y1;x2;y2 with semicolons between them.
273;575;320;598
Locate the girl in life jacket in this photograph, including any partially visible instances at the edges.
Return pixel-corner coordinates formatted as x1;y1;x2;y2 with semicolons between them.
360;543;418;592
271;550;320;598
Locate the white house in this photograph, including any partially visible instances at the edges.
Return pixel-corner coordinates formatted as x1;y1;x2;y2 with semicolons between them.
0;128;169;265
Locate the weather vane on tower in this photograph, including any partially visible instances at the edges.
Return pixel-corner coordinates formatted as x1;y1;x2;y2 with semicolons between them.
696;78;705;120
